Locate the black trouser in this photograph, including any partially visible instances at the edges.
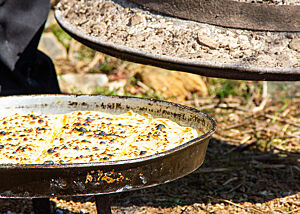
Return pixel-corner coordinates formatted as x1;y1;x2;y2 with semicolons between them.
0;0;60;96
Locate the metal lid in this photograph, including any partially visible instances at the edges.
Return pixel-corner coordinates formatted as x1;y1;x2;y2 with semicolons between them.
128;0;300;32
55;0;300;81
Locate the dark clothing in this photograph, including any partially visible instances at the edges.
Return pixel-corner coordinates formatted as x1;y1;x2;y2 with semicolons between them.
0;0;60;95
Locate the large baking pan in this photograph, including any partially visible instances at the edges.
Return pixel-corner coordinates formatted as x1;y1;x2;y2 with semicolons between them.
0;95;216;198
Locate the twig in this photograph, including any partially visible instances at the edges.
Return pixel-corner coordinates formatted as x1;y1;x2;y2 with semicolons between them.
223;199;264;214
219;153;299;162
252;81;268;113
222;120;253;130
223;140;256;155
194;167;237;173
226;183;243;193
212;134;242;143
286;207;300;214
136;80;152;92
214;105;247;112
252;164;287;169
180;206;188;214
222;177;238;186
222;199;246;210
264;114;300;128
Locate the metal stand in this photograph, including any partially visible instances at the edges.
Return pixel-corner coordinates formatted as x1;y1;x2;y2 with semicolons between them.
32;198;51;214
31;196;111;214
95;195;112;214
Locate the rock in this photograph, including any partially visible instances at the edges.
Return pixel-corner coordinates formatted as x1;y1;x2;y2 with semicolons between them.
45;10;57;29
58;73;108;94
68;39;84;63
38;33;68;60
128;13;145;26
289;38;300;52
197;32;219;50
106;79;127;95
68;39;105;73
139;66;208;103
53;59;76;75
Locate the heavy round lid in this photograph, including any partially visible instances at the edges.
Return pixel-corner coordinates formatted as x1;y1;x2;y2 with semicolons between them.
55;0;300;81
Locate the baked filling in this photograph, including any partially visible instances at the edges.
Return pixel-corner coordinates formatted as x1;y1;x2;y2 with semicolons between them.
0;111;202;164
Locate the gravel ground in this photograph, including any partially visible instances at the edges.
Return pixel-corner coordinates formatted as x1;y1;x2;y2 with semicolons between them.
57;0;300;69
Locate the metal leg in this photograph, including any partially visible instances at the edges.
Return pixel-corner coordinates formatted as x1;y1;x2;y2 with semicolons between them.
95;195;112;214
32;198;51;214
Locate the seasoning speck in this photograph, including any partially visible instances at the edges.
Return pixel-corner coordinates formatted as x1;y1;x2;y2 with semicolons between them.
47;149;55;154
140;151;147;155
86;117;93;122
78;127;88;132
156;124;166;130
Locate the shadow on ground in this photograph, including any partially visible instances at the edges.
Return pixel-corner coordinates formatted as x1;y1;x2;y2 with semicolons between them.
110;138;300;207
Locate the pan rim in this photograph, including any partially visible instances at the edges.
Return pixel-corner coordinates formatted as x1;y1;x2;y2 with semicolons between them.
0;94;216;169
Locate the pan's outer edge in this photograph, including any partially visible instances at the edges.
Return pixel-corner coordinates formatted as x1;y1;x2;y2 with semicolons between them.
54;8;300;81
0;94;215;197
128;0;300;32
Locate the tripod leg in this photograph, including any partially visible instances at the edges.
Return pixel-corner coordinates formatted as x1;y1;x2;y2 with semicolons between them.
32;198;51;214
95;195;112;214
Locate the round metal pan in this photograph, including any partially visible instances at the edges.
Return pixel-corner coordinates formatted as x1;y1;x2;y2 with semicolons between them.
0;95;216;198
54;8;300;81
128;0;300;32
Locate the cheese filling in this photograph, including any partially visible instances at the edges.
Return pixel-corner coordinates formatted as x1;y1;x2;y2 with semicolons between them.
0;111;202;164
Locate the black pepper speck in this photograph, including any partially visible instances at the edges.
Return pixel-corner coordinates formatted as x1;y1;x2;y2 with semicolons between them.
156;124;166;130
140;151;147;155
47;149;55;154
78;127;88;132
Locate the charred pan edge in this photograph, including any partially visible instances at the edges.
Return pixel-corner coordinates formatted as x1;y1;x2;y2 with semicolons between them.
0;94;216;169
54;7;300;81
128;0;300;32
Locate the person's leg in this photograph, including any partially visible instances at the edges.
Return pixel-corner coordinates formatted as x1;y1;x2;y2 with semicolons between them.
0;25;60;96
0;0;60;96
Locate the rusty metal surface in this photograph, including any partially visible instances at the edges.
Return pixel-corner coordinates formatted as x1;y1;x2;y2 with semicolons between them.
128;0;300;32
0;95;215;198
54;9;300;81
